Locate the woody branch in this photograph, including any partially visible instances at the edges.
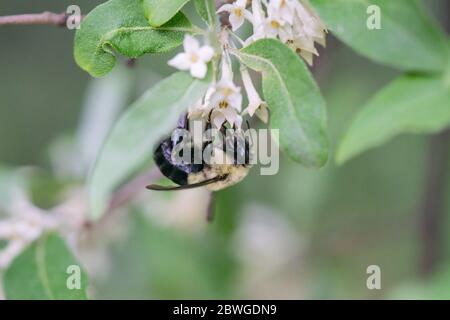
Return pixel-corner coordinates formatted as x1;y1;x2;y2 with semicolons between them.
0;11;71;27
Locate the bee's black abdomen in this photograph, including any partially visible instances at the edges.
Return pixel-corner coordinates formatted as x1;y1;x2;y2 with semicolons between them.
154;138;204;186
154;139;187;185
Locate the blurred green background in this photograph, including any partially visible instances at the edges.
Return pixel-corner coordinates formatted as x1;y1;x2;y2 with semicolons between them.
0;0;449;299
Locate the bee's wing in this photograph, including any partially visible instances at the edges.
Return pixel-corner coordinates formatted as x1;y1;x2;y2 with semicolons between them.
146;175;225;191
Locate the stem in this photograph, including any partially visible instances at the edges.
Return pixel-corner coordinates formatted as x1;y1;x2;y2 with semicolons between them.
418;129;450;277
81;168;162;229
0;12;70;27
107;168;162;213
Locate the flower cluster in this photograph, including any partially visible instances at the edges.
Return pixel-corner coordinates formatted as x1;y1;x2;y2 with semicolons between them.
167;0;326;128
220;0;327;65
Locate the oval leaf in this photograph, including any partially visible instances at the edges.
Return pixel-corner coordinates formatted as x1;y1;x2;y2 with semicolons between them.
88;71;211;220
238;39;328;167
195;0;217;27
309;0;448;72
143;0;191;27
74;0;192;77
337;74;450;164
77;67;134;174
3;234;88;300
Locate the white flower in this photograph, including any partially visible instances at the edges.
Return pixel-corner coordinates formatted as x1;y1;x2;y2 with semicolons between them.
248;0;267;42
210;106;241;129
253;104;269;123
187;99;207;121
245;0;327;65
269;0;296;24
294;0;327;40
286;24;318;65
207;58;243;128
263;8;292;43
286;1;326;65
241;68;269;123
209;77;242;112
168;35;215;79
218;0;252;31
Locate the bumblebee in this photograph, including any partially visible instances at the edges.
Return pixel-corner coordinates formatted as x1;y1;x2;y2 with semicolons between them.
147;114;252;192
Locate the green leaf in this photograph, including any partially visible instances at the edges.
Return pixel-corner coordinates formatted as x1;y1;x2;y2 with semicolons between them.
309;0;448;72
143;0;191;27
76;66;134;174
337;74;450;164
74;0;192;77
195;0;217;27
238;39;328;167
3;234;88;300
88;71;211;220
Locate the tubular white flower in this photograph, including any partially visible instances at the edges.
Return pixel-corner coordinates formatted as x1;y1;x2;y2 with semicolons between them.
187;99;207;120
291;15;318;50
210;106;241;128
254;103;269;123
197;57;242;128
263;8;292;43
241;68;269;123
168;35;215;79
248;0;267;42
209;58;242;113
294;0;327;39
269;0;296;24
217;0;252;31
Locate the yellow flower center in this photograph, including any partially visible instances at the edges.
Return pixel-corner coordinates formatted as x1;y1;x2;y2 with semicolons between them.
271;20;280;29
190;53;199;63
221;87;232;97
219;100;229;109
233;8;243;17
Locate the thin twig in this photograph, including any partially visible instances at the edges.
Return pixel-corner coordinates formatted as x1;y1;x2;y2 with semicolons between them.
81;168;162;230
418;129;450;277
0;11;70;27
108;168;162;213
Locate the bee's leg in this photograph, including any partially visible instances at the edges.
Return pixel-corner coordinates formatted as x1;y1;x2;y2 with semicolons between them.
207;109;213;123
206;192;215;223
